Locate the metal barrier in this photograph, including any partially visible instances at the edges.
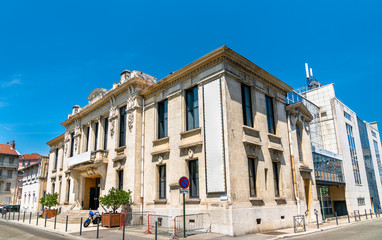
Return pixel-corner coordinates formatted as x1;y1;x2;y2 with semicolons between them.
354;210;361;221
172;213;211;239
293;215;306;233
145;214;173;235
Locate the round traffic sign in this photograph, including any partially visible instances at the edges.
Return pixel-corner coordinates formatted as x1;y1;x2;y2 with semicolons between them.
179;176;189;189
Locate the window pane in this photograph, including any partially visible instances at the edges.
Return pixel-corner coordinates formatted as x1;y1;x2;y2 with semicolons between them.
119;106;127;147
266;96;275;134
159;165;166;199
158;100;168;138
104;118;108;150
189;160;199;198
248;158;256;197
273;162;280;197
241;84;253;127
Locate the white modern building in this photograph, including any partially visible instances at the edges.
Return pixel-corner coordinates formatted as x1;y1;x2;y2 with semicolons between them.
296;80;382;216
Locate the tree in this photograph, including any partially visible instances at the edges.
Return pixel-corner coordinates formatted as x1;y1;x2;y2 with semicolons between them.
39;193;58;210
99;187;132;213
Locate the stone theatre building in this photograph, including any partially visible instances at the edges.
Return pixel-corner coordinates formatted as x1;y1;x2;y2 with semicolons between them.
47;46;320;236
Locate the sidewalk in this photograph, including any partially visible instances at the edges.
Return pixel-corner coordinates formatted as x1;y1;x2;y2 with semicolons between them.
1;212;381;240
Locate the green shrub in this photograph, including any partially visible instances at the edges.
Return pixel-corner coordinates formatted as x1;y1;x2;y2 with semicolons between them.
39;193;59;209
99;187;132;213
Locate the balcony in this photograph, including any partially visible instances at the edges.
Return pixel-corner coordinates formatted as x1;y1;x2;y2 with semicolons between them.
67;150;108;169
0;176;6;182
0;162;18;169
313;150;344;184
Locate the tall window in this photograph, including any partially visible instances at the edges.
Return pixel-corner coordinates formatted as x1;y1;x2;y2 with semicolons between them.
118;170;124;190
248;158;257;197
5;183;11;191
119;106;127;147
66;179;70;202
266;96;275;134
70;132;75;157
52;183;55;193
189;160;199;198
54;148;59;170
346;124;361;184
241;84;253;127
159;165;166;199
85;126;90;151
296;124;303;162
7;170;12;178
0;169;2;176
158;100;168;139
373;140;381;168
273;162;280;197
186;86;199;131
104;118;108;150
94;122;99;151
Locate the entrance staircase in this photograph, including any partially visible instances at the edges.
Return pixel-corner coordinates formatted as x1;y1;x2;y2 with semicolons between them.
49;210;93;224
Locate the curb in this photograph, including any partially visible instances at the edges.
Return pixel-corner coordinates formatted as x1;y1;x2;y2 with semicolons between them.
273;225;340;239
0;218;86;240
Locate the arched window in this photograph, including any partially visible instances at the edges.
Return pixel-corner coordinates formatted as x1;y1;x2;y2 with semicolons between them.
296;123;304;163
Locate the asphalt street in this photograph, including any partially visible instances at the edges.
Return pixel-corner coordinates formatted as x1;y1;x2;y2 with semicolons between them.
290;219;382;240
0;220;74;240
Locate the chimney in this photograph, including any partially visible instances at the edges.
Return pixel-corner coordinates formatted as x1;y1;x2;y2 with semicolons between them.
72;105;80;115
120;70;131;83
11;140;15;149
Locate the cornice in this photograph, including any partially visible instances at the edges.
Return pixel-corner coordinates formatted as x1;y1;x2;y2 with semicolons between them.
46;133;65;146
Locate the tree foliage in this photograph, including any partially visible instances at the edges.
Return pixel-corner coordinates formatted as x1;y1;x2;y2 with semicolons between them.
99;187;132;213
39;193;59;209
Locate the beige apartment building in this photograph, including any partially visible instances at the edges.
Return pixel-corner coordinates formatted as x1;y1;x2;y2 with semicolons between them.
46;46;320;236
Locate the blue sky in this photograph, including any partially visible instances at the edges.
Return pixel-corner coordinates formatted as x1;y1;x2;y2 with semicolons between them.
0;0;381;155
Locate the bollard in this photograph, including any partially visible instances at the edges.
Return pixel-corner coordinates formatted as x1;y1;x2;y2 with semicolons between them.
18;211;20;221
347;214;350;223
23;212;26;222
316;212;319;229
54;214;57;229
122;219;125;240
8;211;10;220
65;215;68;232
335;212;338;225
354;211;357;222
155;221;158;240
365;209;368;219
359;211;361;221
13;210;15;220
96;218;100;239
44;214;47;227
36;213;38;225
370;209;373;219
29;212;32;224
80;217;83;236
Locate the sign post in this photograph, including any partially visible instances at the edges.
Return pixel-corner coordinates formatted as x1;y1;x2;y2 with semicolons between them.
179;176;189;238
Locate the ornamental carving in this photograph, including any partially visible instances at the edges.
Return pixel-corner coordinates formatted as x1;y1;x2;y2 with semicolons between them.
128;112;134;132
109;105;117;138
74;138;78;152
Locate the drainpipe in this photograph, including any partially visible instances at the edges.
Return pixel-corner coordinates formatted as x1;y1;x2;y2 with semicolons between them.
287;114;300;215
141;97;145;221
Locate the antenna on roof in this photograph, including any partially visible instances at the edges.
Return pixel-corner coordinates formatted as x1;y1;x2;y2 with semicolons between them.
310;68;313;78
305;63;310;80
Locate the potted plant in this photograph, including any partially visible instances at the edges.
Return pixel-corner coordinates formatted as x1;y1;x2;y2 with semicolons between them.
99;187;132;228
39;193;59;218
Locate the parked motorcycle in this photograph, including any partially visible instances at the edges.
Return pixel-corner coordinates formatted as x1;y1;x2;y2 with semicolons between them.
83;211;102;227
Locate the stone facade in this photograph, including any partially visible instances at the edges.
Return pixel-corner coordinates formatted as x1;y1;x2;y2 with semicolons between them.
46;46;319;236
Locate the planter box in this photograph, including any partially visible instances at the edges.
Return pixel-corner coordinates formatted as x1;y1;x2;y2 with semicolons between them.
102;213;120;228
42;209;58;218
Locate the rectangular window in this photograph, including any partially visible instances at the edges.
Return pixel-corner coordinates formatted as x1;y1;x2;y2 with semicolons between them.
189;160;199;198
346;124;361;184
357;197;365;206
248;158;257;197
273;162;280;197
241;84;253;127
94;122;99;151
266;96;276;134
186;86;199;131
7;170;12;178
9;158;14;165
52;183;55;193
104;118;108;150
54;148;59;170
70;132;75;157
5;183;11;191
85;126;90;151
159;165;166;199
158;100;168;139
372;131;377;138
374;140;381;169
118;170;123;190
119;106;127;147
66;179;70;202
0;169;2;176
344;111;352;120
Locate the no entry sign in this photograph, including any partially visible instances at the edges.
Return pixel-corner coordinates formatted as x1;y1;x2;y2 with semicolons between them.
179;176;189;189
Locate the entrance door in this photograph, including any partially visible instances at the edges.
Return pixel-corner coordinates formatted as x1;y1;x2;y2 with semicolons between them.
89;187;100;210
333;201;348;216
